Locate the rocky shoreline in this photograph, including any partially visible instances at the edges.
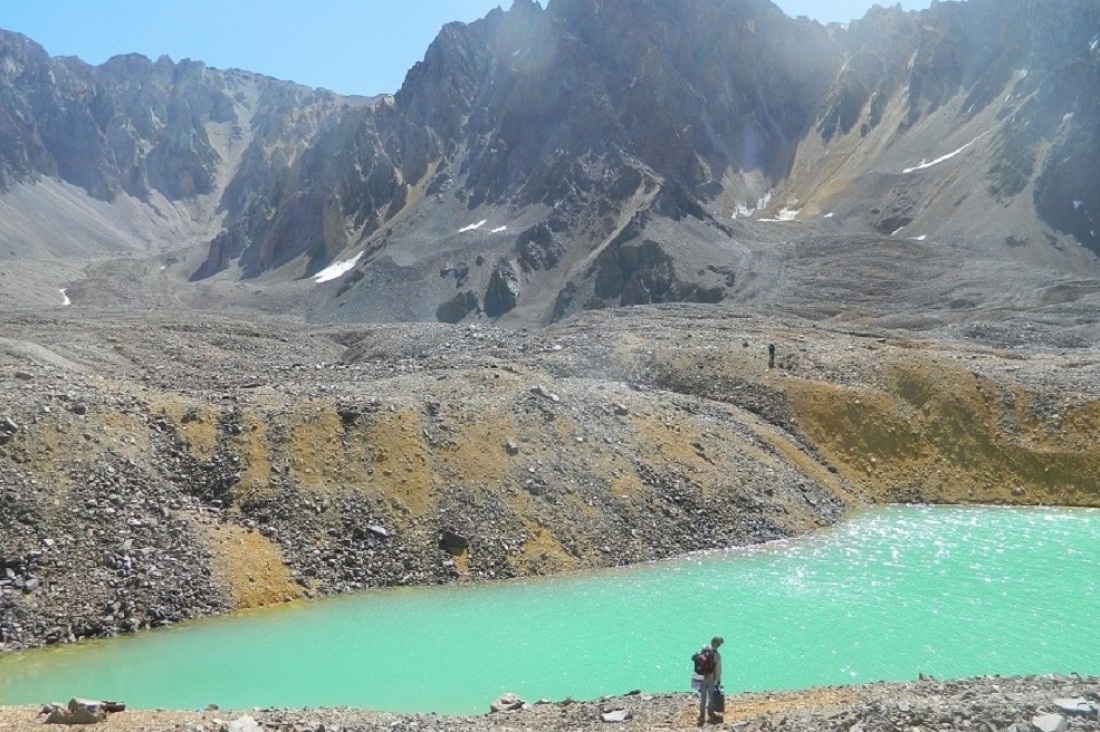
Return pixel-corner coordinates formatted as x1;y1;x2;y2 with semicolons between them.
3;308;847;651
3;306;1099;653
0;674;1097;731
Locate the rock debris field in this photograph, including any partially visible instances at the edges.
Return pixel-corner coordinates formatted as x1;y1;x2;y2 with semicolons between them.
0;675;1098;731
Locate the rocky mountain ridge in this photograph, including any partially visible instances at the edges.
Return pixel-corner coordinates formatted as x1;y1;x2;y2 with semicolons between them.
1;0;1098;324
0;27;367;262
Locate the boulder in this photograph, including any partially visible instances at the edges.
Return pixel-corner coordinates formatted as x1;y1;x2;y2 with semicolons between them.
45;708;104;725
601;709;631;723
436;291;480;324
67;699;104;714
439;530;470;552
1052;697;1095;715
225;716;262;732
490;692;526;713
1031;713;1067;732
484;260;521;317
42;699;112;725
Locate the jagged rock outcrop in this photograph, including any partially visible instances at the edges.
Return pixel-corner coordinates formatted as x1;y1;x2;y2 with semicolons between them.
176;0;1100;318
791;0;1100;255
484;259;522;317
1;0;1099;319
0;28;364;263
436;290;480;323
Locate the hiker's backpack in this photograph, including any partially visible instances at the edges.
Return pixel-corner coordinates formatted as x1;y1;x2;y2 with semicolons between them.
692;646;716;675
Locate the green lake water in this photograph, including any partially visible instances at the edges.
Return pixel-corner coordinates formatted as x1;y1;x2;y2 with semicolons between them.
1;505;1097;714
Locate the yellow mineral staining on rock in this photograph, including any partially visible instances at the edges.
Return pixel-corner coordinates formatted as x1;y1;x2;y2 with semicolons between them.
197;518;302;610
152;396;220;461
784;360;1100;506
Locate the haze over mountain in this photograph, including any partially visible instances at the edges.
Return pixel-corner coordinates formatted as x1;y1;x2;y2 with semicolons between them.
1;0;1098;334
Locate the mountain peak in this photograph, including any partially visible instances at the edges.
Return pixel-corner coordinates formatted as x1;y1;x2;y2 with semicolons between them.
1;0;1098;324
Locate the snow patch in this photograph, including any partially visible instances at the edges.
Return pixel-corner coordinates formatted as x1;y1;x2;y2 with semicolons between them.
490;226;508;234
458;220;488;233
823;212;835;219
902;133;985;174
59;288;71;306
731;192;773;219
1091;37;1098;52
911;235;928;241
1073;200;1083;210
759;202;800;223
312;252;363;283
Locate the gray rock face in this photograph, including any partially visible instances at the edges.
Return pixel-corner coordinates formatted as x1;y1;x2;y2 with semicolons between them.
0;39;228;202
2;0;1099;321
436;291;480;324
484;260;522;318
0;28;364;265
186;0;1100;321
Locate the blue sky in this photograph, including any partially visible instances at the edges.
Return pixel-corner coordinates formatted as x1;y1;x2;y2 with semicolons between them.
1;1;932;97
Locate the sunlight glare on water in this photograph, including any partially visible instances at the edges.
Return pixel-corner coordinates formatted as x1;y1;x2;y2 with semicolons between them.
0;505;1097;714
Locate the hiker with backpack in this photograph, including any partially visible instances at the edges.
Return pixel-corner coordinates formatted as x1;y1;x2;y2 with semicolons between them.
691;635;724;725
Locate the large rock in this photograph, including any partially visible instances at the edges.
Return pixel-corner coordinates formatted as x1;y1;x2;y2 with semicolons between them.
490;693;527;713
43;698;118;725
483;260;522;318
439;530;470;552
1031;714;1067;732
225;715;262;732
1052;697;1096;715
436;291;480;324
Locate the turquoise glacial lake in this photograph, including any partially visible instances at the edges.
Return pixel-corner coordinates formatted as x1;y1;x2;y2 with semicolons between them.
1;505;1097;714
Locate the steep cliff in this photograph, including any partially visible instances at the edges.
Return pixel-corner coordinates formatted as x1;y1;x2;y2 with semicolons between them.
1;0;1098;324
0;28;363;263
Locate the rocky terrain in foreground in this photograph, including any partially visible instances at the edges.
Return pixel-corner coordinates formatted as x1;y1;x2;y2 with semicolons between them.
0;674;1097;731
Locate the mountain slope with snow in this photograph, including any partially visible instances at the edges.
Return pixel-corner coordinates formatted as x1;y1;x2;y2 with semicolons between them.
0;0;1097;330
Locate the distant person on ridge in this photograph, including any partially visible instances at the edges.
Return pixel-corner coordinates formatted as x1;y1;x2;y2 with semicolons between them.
692;635;723;725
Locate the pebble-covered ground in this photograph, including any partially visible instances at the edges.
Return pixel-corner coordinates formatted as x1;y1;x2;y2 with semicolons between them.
3;305;1099;651
1;674;1097;731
